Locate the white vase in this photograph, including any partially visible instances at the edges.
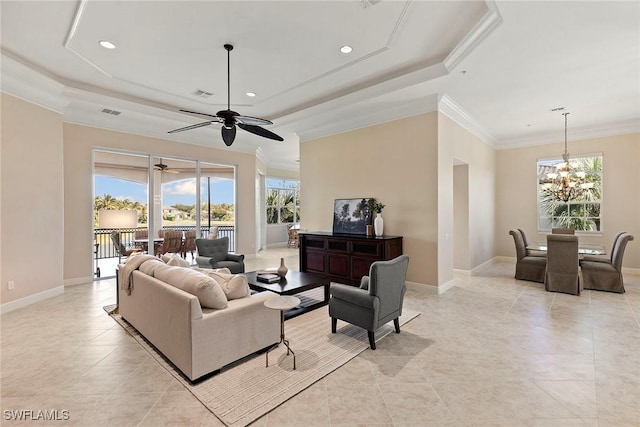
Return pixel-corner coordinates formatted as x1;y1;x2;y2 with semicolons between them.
277;257;288;278
374;214;384;236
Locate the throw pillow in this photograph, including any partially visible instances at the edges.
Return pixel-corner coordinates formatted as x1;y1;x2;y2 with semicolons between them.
162;253;190;267
155;266;228;309
194;269;250;300
139;259;169;277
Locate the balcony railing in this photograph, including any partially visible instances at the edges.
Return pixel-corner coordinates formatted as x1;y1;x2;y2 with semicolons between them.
94;225;236;260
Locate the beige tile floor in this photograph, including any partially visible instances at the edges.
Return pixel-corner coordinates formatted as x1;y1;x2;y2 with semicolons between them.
1;250;639;426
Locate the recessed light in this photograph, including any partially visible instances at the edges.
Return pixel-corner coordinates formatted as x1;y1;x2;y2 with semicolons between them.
246;92;256;97
340;45;353;54
99;40;116;49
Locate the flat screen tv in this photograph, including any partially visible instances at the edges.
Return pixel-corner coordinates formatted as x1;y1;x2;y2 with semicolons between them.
332;198;373;235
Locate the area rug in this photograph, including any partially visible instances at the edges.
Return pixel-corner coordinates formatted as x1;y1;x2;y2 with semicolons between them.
112;303;419;427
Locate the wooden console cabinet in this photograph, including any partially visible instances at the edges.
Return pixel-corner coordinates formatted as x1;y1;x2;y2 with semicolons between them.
299;232;403;286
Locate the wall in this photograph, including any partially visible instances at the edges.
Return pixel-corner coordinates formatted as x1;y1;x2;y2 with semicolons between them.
453;164;470;270
1;94;64;307
63;124;261;284
496;132;640;269
300;112;439;287
438;113;496;274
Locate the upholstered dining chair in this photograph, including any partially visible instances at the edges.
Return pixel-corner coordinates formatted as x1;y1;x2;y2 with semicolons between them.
329;255;409;350
552;228;575;234
580;233;634;293
518;228;546;257
195;236;245;273
509;229;546;283
545;234;581;295
580;231;626;264
155;230;183;257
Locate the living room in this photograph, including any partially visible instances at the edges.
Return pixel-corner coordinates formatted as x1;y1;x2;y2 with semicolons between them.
1;1;639;425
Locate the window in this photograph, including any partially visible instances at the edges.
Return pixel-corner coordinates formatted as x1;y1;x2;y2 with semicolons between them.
537;154;602;232
266;178;300;224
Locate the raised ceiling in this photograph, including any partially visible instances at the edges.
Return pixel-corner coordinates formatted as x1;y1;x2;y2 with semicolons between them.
2;1;639;170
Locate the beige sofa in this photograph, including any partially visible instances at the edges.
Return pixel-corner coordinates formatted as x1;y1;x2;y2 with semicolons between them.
118;260;280;381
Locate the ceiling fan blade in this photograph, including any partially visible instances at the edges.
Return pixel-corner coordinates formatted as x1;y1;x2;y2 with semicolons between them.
235;115;273;126
221;125;236;146
179;110;223;121
238;123;284;141
167;121;214;134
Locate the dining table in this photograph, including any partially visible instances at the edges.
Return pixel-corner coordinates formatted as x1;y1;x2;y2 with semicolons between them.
527;242;606;255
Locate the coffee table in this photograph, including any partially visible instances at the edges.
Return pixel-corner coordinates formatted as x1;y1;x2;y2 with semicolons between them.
244;270;330;320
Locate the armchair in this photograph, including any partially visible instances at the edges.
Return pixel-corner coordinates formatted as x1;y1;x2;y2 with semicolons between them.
195;236;245;273
329;255;409;350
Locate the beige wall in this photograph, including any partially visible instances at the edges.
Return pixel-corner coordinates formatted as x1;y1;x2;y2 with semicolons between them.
453;164;470;270
300;112;439;286
439;113;497;274
1;94;64;304
496;132;640;269
63;124;261;283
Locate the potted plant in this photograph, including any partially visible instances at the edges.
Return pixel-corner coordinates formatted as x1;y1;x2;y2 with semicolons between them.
368;198;385;236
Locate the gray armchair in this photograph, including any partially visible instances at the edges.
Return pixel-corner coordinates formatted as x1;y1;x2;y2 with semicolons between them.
509;229;546;283
329;255;409;350
195;236;245;273
580;233;634;293
545;234;581;295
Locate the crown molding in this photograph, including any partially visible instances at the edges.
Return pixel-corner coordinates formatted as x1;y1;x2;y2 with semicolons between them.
496;118;640;150
437;94;497;146
1;52;68;113
298;94;439;142
443;0;503;71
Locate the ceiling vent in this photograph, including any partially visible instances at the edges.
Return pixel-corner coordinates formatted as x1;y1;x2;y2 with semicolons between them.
359;0;382;8
101;108;121;116
192;89;214;98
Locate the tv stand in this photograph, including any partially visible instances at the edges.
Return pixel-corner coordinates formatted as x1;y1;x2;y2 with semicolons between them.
299;232;403;286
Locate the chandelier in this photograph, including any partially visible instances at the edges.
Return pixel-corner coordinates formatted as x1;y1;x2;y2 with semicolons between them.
540;112;593;203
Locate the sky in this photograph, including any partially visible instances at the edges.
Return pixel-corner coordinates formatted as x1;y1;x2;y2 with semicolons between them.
95;175;234;206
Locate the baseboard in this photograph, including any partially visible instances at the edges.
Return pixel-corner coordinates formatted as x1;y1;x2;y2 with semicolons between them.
453;269;471;276
622;267;640;276
0;286;64;315
405;280;455;295
64;276;94;286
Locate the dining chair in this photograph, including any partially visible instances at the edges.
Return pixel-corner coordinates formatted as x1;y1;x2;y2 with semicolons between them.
181;230;197;260
545;234;581;295
155;230;183;257
509;229;546;283
518;228;546;257
580;233;634;293
580;231;626;264
552;228;575;234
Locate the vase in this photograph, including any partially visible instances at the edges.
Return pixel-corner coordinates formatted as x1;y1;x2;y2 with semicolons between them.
277;257;288;278
374;214;384;236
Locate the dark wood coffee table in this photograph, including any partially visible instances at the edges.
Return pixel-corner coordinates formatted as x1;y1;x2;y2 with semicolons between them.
245;270;330;319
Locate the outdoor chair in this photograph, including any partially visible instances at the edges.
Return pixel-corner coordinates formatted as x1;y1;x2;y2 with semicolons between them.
155;230;183;257
110;231;141;263
329;255;409;350
580;233;634;293
182;230;197;260
287;225;299;248
509;229;546;283
195;236;245;273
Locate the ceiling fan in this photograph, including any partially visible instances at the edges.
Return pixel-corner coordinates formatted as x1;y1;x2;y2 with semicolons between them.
154;159;179;174
168;44;283;147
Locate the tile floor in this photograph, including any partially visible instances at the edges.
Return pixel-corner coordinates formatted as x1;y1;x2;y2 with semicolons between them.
1;250;639;426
